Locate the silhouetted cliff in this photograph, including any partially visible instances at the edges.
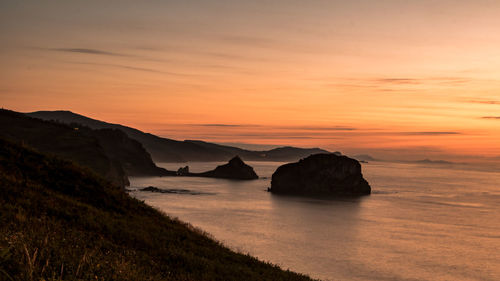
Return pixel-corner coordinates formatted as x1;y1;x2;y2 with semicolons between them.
0;109;172;187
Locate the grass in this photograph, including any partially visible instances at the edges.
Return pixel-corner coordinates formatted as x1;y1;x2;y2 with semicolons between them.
0;138;316;281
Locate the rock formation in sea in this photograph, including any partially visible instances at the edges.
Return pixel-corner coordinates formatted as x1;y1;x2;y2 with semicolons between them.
177;166;190;176
269;153;371;196
193;156;259;180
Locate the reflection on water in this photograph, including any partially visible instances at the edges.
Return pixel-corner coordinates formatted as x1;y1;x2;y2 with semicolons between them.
130;161;500;281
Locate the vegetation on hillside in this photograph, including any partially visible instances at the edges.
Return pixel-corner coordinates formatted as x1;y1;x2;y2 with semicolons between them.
0;138;314;281
0;109;171;188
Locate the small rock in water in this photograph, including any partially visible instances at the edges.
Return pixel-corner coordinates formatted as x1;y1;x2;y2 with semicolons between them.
140;186;162;192
177;166;190;176
139;186;214;195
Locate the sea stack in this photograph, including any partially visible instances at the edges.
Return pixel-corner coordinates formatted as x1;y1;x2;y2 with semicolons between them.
177;166;190;176
197;156;258;180
270;153;371;196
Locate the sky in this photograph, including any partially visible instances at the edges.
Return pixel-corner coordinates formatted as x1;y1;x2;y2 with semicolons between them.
1;0;500;161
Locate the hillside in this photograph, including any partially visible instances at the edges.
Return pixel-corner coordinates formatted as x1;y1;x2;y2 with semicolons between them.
0;138;314;280
0;109;171;187
27;111;329;162
185;140;330;162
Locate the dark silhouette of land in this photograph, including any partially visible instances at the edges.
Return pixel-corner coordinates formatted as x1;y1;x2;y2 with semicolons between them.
27;110;329;162
413;159;454;165
270;153;371;196
352;154;377;162
187;156;259;180
0;109;173;187
1;109;267;186
0;138;314;280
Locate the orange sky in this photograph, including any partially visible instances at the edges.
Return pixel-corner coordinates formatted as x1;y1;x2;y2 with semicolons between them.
1;1;500;161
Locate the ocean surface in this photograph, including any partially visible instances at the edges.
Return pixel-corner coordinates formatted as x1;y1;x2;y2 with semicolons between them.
130;161;500;281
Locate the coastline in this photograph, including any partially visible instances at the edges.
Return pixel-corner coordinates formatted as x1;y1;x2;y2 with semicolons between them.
0;139;315;280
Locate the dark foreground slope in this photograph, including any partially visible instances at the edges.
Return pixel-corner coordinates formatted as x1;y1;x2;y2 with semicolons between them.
28;111;328;162
0;139;314;281
0;109;171;187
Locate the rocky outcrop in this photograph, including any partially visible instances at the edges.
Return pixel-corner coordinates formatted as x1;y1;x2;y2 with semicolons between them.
177;166;189;176
193;156;258;180
139;186;214;195
140;186;163;192
269;153;371;196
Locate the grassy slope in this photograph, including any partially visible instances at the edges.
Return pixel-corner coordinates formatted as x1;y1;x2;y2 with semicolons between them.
0;139;314;281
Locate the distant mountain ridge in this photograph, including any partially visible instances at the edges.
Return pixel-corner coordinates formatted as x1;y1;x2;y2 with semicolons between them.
414;159;454;165
27;110;330;162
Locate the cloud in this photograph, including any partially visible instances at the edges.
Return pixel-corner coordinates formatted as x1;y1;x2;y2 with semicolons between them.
220;35;279;48
193;124;248;127
375;78;420;84
189;124;356;130
51;48;125;56
67;61;193;76
218;35;333;55
74;62;162;73
135;43;280;63
481;116;500;119
469;100;500;105
375;77;470;85
398;131;462;135
165;124;460;137
260;125;354;131
46;47;177;64
324;76;471;90
283;126;356;131
204;132;340;140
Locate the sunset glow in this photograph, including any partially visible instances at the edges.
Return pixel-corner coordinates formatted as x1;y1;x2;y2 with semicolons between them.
2;0;500;160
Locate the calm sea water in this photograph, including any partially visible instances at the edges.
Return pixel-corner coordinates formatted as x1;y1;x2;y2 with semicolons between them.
130;161;500;281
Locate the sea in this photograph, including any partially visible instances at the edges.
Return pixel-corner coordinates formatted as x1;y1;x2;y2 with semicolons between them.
130;161;500;281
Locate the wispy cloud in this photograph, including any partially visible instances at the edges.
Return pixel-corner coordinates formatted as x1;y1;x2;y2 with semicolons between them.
193;124;250;127
276;126;357;131
188;124;356;130
67;61;194;76
50;48;126;56
45;47;178;64
73;62;162;73
468;100;500;105
324;76;471;90
398;131;462;135
481;116;500;119
218;35;334;55
199;132;341;140
375;78;420;85
134;43;281;63
220;35;279;48
162;124;462;140
369;77;471;86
